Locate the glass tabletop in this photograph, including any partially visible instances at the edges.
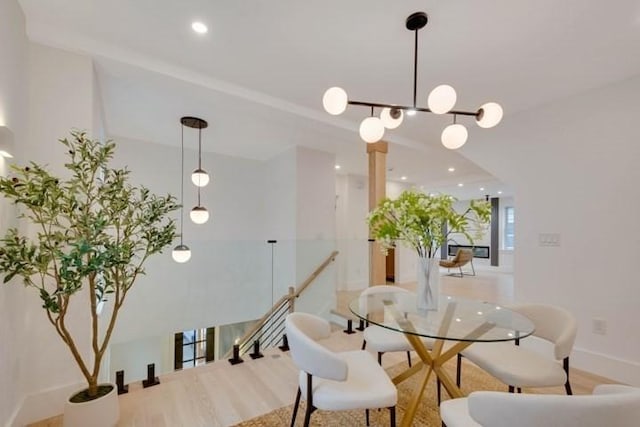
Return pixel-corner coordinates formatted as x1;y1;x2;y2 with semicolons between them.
349;292;534;343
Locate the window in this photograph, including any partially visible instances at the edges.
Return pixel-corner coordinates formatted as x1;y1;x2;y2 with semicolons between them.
503;207;515;250
174;327;214;370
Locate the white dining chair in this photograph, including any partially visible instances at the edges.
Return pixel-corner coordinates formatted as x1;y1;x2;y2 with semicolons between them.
440;384;640;427
360;285;416;366
457;304;577;394
286;312;398;427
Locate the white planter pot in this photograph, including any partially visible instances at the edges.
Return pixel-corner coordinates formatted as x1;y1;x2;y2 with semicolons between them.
63;383;119;427
417;256;440;311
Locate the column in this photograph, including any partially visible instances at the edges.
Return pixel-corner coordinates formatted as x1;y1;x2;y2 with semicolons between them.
367;141;388;286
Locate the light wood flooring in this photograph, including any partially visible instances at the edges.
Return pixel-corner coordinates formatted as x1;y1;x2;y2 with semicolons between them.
30;268;615;427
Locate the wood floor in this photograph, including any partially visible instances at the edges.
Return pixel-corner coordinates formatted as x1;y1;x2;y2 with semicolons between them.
30;268;615;427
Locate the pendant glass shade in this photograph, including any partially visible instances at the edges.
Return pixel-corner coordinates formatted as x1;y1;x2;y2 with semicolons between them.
191;168;210;187
476;102;503;128
172;244;191;263
322;87;348;115
441;123;468;149
359;116;385;143
428;85;457;114
190;206;209;224
380;107;404;129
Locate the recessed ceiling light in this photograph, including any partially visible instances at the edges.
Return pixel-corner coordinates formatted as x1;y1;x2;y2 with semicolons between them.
401;176;407;181
406;109;417;116
497;190;503;194
479;187;485;191
192;22;208;34
457;183;464;187
448;167;455;172
335;164;341;170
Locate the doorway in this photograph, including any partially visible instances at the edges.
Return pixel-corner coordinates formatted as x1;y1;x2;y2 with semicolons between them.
386;248;395;282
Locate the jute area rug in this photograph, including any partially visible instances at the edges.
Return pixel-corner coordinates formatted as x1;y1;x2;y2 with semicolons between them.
234;358;507;426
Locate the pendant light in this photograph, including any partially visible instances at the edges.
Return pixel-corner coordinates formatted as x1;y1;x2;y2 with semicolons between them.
172;120;191;263
181;116;210;225
190;118;210;187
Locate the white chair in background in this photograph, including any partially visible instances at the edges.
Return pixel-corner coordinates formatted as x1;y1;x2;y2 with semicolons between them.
360;285;416;366
286;312;398;427
457;304;577;394
440;384;640;427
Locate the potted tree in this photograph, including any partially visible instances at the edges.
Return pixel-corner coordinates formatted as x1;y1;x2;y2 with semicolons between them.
0;131;179;426
367;189;490;310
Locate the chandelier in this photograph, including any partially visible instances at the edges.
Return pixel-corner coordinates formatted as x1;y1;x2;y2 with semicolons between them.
322;12;503;149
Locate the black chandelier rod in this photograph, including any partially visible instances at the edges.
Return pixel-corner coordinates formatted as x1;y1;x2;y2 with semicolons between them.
347;100;479;117
412;26;418;109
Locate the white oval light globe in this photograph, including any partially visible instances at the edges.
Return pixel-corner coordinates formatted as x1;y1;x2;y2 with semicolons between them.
190;206;210;224
172;244;191;263
476;102;503;128
359;117;385;143
441;124;468;149
191;169;210;187
380;108;403;129
428;85;457;114
322;87;348;115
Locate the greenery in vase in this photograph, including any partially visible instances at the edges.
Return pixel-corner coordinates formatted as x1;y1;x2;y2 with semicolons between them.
367;189;491;258
0;131;179;399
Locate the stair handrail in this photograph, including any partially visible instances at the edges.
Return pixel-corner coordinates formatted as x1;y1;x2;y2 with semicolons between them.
224;250;338;358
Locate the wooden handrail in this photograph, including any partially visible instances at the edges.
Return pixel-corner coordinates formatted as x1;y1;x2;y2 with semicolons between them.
223;250;339;358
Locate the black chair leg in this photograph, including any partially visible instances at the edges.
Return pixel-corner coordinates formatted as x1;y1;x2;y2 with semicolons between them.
303;404;313;427
456;353;462;387
290;387;301;427
564;357;573;395
517;387;522;393
406;351;412;367
389;406;396;427
508;385;515;393
362;340;367;350
365;409;370;426
437;378;442;405
378;352;383;365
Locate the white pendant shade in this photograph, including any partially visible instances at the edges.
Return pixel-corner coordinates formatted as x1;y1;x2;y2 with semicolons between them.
172;244;191;263
428;85;457;114
190;206;209;224
441;124;468;149
359;117;385;143
476;102;503;128
322;87;348;115
380;108;403;129
191;169;210;187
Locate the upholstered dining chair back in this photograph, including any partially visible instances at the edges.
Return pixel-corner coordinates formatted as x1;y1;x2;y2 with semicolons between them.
359;284;413;313
510;304;577;360
286;312;348;381
441;384;640;427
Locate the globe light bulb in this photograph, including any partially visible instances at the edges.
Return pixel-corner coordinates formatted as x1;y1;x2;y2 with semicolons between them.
441;124;468;149
359;117;385;143
380;107;403;129
190;206;209;224
476;102;503;128
172;244;191;263
191;168;210;187
322;87;348;115
428;84;457;114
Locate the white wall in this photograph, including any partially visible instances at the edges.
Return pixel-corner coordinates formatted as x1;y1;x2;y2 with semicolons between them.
335;174;369;290
0;0;28;424
462;74;640;384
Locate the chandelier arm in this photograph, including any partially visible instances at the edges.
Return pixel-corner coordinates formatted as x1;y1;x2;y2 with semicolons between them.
347;100;479;117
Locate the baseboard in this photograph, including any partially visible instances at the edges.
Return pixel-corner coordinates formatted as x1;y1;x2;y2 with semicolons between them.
572;346;640;386
11;381;83;426
6;394;24;427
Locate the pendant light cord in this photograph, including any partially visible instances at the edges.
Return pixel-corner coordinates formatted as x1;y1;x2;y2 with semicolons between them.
197;126;202;206
180;123;185;244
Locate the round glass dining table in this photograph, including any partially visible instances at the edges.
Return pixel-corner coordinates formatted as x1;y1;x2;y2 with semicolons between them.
349;291;534;427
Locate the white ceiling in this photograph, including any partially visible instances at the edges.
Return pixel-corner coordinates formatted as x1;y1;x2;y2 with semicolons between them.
18;0;640;199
